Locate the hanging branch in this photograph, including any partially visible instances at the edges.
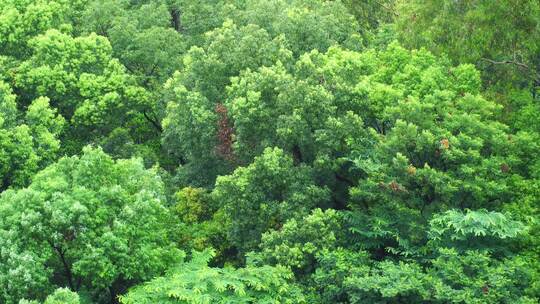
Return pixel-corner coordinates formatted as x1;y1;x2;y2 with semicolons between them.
480;57;530;69
480;56;540;85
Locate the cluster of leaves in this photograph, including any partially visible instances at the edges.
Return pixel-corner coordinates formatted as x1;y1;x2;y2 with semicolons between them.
395;0;540;90
119;249;305;304
1;0;539;303
20;288;81;304
395;0;540;132
0;148;181;303
0;80;63;190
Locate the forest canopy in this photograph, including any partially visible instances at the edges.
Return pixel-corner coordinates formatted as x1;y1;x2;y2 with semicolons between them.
0;0;539;303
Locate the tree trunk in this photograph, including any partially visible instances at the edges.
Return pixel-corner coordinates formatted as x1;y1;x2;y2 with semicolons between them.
171;9;182;32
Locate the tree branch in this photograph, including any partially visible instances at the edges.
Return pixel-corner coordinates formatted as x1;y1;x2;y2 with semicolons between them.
372;0;399;17
143;110;163;133
480;57;540;85
48;241;75;291
480;57;529;69
170;8;182;32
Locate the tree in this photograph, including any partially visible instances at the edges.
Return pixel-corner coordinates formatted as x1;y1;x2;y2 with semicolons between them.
20;288;81;304
231;0;363;56
310;210;535;303
171;187;233;264
0;80;64;190
161;20;291;185
161;85;230;186
503;177;540;297
226;61;332;164
0;147;181;303
13;29;158;157
161;0;365;186
172;0;234;42
310;249;371;303
257;209;344;274
428;209;526;252
395;0;540;95
338;0;396;31
0;0;85;59
119;248;305;304
80;0;185;88
345;247;536;304
212;147;329;253
177;20;291;103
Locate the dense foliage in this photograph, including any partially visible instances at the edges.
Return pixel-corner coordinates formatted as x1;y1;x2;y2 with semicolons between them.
0;0;538;303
